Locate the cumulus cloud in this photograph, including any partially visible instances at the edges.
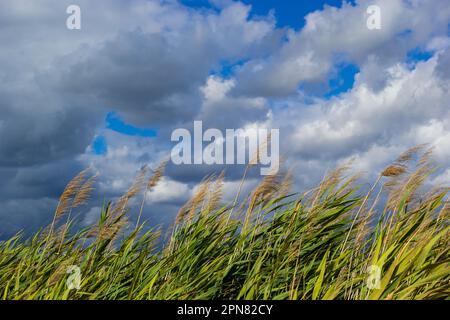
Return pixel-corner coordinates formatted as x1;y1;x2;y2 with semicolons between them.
233;0;450;97
274;54;450;185
199;76;270;128
146;178;191;204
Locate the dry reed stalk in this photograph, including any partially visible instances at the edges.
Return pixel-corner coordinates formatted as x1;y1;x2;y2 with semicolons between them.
188;178;211;222
90;167;147;246
381;165;407;177
73;174;98;208
54;168;90;223
354;208;372;250
436;196;449;225
148;160;168;189
226;132;273;225
382;147;435;253
175;204;189;225
310;162;352;211
387;163;430;211
249;132;272;166
383;145;430;211
244;169;279;232
395;144;426;163
93;214;129;244
57;173;98;251
277;169;294;198
111;166;148;221
136;160;168;228
206;171;225;213
340;172;381;254
175;177;212;225
47;258;75;286
40;168;91;248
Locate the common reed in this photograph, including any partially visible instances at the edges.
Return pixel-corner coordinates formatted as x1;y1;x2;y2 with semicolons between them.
0;148;448;300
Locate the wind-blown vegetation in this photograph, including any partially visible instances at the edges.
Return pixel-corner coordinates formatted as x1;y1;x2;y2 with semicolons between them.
0;146;448;300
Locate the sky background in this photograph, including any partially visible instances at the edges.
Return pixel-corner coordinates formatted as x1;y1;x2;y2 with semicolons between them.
1;0;450;238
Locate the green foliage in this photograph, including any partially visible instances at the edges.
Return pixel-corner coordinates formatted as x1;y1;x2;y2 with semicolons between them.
0;148;448;300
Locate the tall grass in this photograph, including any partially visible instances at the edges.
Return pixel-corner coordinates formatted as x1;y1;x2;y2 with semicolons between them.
0;146;448;300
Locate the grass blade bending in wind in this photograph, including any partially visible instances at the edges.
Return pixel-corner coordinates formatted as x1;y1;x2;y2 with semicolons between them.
0;146;448;300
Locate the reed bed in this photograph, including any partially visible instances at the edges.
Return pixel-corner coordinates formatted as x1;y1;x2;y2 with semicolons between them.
0;146;448;300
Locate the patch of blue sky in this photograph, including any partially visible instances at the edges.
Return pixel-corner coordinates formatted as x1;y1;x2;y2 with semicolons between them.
407;47;433;63
181;0;356;30
105;112;157;138
396;29;434;66
324;63;359;99
242;0;356;29
91;135;108;155
295;63;359;100
210;59;249;78
179;0;215;9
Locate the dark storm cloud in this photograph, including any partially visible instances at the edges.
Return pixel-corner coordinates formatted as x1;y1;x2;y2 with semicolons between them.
0;102;100;167
0;0;282;237
52;30;207;125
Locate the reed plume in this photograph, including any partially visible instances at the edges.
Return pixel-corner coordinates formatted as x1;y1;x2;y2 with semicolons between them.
54;168;90;221
2;145;448;300
136;160;168;228
111;165;148;220
206;171;225;212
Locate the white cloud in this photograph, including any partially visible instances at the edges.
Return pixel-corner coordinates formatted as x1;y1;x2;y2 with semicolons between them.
146;178;191;204
234;0;450;97
270;51;450;187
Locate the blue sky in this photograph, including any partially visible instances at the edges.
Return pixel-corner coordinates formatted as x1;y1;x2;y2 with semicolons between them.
93;113;157;155
181;0;356;29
